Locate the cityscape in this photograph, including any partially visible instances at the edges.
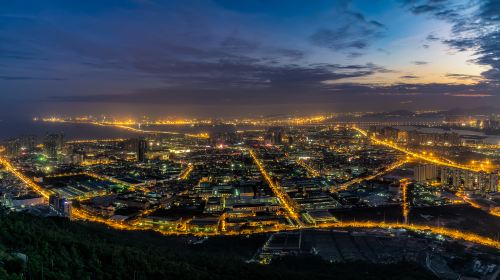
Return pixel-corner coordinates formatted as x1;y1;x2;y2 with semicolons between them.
1;0;499;279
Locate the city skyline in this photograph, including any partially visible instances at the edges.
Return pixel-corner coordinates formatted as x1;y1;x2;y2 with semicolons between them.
0;2;499;279
1;0;499;119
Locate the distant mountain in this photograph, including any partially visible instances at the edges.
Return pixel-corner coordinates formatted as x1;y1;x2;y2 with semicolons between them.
362;107;500;119
444;106;500;116
367;110;415;117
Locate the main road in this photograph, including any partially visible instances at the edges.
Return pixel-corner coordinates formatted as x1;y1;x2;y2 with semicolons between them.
352;126;481;172
332;158;408;192
249;149;303;226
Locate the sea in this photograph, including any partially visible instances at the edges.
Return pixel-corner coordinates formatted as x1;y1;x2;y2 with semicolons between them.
0;119;136;141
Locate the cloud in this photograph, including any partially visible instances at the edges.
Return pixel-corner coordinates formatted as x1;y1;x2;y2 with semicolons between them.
405;0;500;83
2;0;499;114
3;1;390;91
426;34;440;42
444;93;493;97
445;73;482;80
269;48;305;61
52;80;499;107
127;52;393;90
324;82;498;97
310;28;368;50
220;35;259;53
400;75;419;79
68;59;392;96
309;6;385;51
412;61;428;65
0;75;64;81
410;4;441;14
348;52;364;58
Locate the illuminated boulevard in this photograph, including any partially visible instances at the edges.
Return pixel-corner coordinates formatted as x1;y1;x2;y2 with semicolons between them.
178;164;194;180
352;126;500;218
352;126;484;172
1;150;499;251
333;159;409;192
249;149;303;226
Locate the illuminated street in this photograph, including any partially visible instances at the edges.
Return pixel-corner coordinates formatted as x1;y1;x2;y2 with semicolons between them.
352;126;486;172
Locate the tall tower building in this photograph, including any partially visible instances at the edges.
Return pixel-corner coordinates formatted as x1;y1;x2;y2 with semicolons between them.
136;139;148;162
413;164;438;182
44;134;63;159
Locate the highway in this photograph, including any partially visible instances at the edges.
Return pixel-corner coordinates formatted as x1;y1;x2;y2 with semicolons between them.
290;150;408;194
332;159;408;192
456;192;500;218
71;205;500;249
352;126;481;172
0;156;51;199
66;138;127;144
45;119;209;139
178;164;194;180
249;150;303;226
353;126;500;217
401;179;410;224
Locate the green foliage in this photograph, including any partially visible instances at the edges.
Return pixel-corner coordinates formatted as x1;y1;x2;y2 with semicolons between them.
0;211;436;280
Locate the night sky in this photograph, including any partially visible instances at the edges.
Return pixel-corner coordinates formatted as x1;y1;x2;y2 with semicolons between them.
1;0;499;118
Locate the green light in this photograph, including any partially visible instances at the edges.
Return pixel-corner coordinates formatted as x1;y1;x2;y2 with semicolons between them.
37;155;47;162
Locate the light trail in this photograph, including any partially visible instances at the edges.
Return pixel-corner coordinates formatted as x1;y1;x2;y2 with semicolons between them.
80;159;115;166
0;156;51;199
333;159;408;192
98;122;209;139
43;119;209;139
355;126;500;218
315;221;500;249
66;138;127;144
249;150;302;225
401;179;410;224
456;192;500;218
352;126;481;172
178;164;194;180
72;205;500;250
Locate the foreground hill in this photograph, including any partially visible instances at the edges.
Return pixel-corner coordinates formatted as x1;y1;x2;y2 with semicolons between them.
0;210;435;280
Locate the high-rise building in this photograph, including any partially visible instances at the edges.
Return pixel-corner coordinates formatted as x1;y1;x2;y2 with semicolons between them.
44;134;64;159
441;167;499;193
19;135;36;152
397;130;409;143
382;127;399;140
49;194;72;218
5;138;21;156
266;127;284;145
4;135;36;156
136;139;148;162
463;172;499;193
413;164;439;182
208;124;238;146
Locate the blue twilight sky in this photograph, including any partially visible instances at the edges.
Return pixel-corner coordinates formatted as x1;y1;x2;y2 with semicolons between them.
0;0;499;118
